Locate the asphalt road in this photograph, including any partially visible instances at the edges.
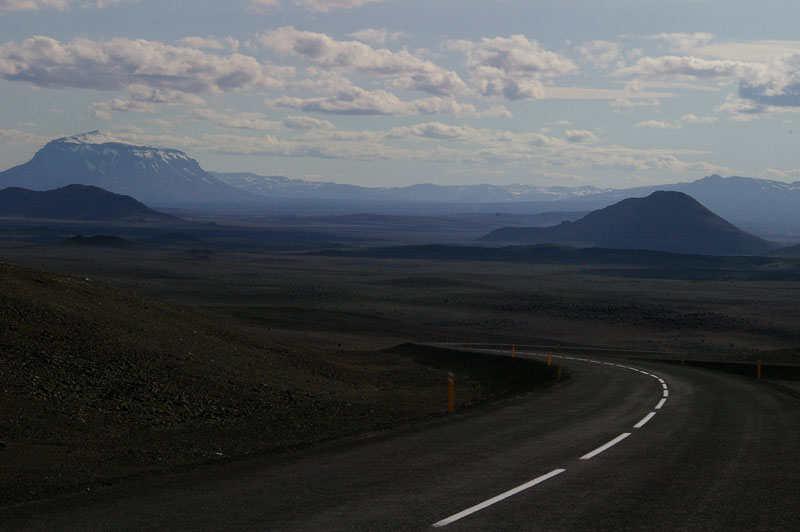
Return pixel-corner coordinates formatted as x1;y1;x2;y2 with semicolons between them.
4;349;799;531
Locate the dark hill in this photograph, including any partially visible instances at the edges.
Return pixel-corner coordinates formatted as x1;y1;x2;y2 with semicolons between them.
764;244;800;258
61;235;134;249
479;191;777;255
0;184;177;221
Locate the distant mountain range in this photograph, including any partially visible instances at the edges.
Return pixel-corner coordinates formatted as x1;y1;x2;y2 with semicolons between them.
211;171;800;235
212;172;800;235
0;184;176;222
211;171;611;203
479;191;778;256
0;132;254;204
3;133;800;236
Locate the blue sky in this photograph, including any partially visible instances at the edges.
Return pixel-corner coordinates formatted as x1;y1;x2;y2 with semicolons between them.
2;0;800;188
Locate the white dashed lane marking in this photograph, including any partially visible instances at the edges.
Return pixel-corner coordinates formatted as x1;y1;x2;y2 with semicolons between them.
431;346;670;527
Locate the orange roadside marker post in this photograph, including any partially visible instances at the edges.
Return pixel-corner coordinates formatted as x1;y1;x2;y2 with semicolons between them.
447;372;455;413
512;346;515;358
547;352;552;366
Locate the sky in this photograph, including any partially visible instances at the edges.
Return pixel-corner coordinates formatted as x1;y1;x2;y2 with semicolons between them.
1;0;800;189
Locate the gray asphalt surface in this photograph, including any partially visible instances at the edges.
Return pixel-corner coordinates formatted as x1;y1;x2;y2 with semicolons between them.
3;350;799;531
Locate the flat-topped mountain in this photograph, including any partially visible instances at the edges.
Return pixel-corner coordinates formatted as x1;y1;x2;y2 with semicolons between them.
0;132;255;204
479;191;778;255
0;184;177;221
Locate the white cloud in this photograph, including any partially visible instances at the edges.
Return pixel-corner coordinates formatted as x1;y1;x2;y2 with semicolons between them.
291;0;384;12
0;0;124;12
565;129;597;143
283;115;334;129
622;51;800;111
679;113;717;124
245;0;279;14
346;28;404;46
578;40;622;70
91;98;154;119
632;114;718;129
610;98;661;110
113;122;728;179
177;36;240;52
447;35;577;100
634;120;680;129
475;105;512;118
0;128;42;144
662;38;800;62
716;94;773;121
645;32;714;53
763;167;800;180
0;36;292;95
91;86;206;119
347;28;388;45
261;26;466;96
187;108;282;130
268;85;476;116
619;55;768;84
387;122;481;142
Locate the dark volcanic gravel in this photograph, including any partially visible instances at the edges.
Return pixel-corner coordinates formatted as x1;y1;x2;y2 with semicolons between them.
0;262;552;506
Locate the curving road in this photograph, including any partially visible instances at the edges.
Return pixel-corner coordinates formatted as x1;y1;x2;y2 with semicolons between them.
3;349;799;531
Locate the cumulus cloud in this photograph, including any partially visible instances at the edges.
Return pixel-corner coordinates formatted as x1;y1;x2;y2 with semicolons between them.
115;121;728;178
763;167;800;180
475;105;512;118
91;85;206;119
679;113;717;124
268;85;476;116
610;98;661;110
645;32;714;53
565;129;597;143
446;35;576;100
716;94;773;121
387;122;481;142
0;0;124;12
177;36;240;52
0;36;292;95
283;115;334;129
578;40;622;70
291;0;385;12
621;50;800;112
630;114;718;130
0;128;42;144
245;0;278;14
634;120;680;129
261;26;466;96
187;108;282;130
346;28;404;45
619;55;768;83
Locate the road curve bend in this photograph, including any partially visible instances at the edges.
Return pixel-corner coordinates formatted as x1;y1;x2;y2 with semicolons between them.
3;349;799;531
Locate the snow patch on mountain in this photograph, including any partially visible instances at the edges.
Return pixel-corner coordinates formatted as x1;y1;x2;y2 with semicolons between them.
59;131;130;145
